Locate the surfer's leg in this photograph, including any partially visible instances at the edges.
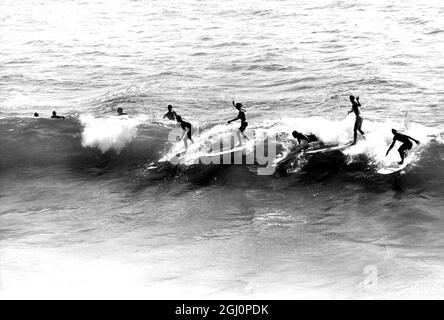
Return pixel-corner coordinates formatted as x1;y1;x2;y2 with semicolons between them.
358;117;364;134
352;118;359;145
236;130;243;146
183;136;189;150
238;122;248;143
398;145;406;165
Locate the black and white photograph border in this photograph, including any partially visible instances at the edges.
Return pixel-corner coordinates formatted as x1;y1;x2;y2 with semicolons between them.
1;0;444;301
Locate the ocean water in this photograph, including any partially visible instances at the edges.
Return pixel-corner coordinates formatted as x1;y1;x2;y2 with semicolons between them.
1;0;444;299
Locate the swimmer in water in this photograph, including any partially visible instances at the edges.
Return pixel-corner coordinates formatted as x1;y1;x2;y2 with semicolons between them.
163;105;177;121
176;115;194;150
347;95;365;145
51;111;65;119
385;129;420;165
34;112;39;117
117;107;127;116
227;101;249;146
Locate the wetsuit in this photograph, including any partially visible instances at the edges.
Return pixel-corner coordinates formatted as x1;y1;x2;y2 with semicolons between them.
180;120;192;140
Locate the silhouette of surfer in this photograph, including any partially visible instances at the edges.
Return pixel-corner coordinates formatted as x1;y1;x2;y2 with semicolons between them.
277;130;319;170
117;107;127;116
51;111;65;119
34;112;39;117
163;105;177;120
348;95;365;145
228;101;249;146
292;130;318;147
176;115;194;150
385;129;420;165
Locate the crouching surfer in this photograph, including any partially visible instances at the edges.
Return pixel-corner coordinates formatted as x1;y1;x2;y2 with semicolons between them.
277;130;319;169
385;129;419;165
292;130;319;151
176;115;194;150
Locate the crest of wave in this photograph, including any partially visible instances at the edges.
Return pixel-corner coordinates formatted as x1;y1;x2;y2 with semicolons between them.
80;114;145;153
266;115;442;166
160;122;258;165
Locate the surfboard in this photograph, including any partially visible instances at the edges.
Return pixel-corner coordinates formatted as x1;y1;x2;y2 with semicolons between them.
158;149;187;163
305;142;353;154
377;158;413;175
273;144;306;167
200;144;247;157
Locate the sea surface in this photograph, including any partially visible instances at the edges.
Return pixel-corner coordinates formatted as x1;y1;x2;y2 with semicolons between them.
1;0;444;298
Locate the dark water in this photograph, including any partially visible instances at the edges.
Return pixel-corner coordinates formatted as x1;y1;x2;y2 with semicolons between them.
1;0;444;298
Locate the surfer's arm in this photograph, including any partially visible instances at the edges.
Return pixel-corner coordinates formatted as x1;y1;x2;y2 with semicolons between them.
386;139;396;156
356;96;361;107
406;135;420;144
228;117;238;124
347;106;354;114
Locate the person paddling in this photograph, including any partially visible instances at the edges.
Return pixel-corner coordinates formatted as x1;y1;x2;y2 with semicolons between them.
348;95;365;145
228;101;249;146
385;129;420;165
51;111;65;119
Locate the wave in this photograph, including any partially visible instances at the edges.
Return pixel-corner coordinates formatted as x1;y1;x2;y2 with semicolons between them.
80;115;143;153
1;115;443;186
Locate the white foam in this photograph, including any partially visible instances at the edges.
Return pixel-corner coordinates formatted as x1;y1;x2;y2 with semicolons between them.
79;115;143;153
159;115;443;168
271;115;441;167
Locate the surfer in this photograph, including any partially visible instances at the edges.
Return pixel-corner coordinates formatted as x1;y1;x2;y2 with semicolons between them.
163;105;177;120
117;107;127;116
228;101;249;146
385;129;420;165
292;130;318;148
277;131;319;168
34;112;39;117
51;111;65;119
347;95;365;145
176;115;194;150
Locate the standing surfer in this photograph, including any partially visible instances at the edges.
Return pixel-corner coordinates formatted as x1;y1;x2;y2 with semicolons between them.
385;129;420;165
228;101;249;146
176;115;194;150
347;95;365;145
